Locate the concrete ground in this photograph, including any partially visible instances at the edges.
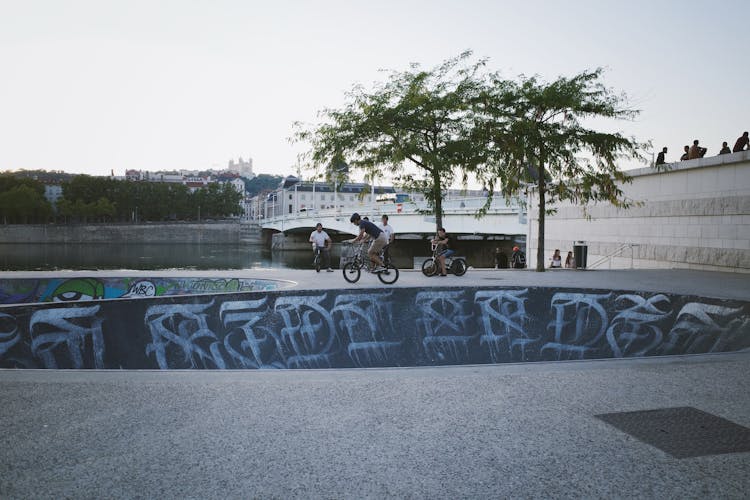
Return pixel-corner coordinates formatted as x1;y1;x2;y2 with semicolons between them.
1;268;749;498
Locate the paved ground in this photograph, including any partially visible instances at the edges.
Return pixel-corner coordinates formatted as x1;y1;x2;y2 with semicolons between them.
1;268;749;498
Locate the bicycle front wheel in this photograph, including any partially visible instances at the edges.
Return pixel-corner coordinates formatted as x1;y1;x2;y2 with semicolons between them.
421;258;438;277
377;264;399;285
343;262;361;283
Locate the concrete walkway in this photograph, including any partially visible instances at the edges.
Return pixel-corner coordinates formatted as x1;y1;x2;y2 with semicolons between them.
1;268;748;498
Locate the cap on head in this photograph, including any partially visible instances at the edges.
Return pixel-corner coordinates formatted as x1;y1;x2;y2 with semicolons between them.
350;213;360;223
315;222;322;228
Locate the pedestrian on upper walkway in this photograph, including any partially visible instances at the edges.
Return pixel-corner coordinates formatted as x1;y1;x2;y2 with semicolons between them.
680;145;690;161
688;140;707;160
719;142;732;155
733;131;749;153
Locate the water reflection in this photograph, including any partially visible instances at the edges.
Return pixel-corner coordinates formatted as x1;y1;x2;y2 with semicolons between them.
0;243;341;271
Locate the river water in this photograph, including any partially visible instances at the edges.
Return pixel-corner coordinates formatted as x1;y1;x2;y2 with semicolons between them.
0;240;505;271
0;243;324;271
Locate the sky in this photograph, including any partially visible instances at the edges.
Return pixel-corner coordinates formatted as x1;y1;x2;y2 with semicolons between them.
1;0;748;182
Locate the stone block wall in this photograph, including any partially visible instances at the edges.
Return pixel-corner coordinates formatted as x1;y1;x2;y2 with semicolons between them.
0;222;241;244
527;151;750;272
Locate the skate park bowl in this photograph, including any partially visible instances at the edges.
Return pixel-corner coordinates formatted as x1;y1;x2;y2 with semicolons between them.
1;274;749;370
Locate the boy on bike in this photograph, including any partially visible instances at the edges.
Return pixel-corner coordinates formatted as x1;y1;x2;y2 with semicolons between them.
431;227;454;276
309;223;333;272
350;213;388;272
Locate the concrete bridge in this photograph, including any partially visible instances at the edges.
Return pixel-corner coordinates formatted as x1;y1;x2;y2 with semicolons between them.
260;197;527;238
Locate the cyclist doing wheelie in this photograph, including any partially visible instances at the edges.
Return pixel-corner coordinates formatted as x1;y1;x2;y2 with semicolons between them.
309;222;333;272
349;213;388;272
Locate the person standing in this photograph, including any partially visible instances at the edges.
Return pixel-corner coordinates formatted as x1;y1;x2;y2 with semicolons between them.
565;251;575;268
550;249;562;268
655;147;668;165
733;131;749;152
379;214;395;265
511;246;526;269
309;223;333;272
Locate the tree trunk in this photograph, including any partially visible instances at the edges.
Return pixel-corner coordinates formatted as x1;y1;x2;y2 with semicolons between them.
536;163;546;272
433;170;443;232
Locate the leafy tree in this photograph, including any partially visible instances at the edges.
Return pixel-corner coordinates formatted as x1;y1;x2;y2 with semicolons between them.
0;182;52;223
244;174;283;197
294;52;488;230
476;68;647;271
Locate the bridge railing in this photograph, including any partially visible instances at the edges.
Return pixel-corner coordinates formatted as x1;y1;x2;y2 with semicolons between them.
262;197;522;225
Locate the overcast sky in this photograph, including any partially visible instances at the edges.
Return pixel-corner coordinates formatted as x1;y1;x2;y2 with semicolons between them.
1;0;747;181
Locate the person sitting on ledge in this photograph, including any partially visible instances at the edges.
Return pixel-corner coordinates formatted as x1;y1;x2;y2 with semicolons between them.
680;145;690;161
656;146;668;165
733;131;749;153
688;139;707;160
719;141;732;155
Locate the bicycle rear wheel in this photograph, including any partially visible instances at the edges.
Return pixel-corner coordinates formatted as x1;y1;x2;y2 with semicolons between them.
377;264;399;284
421;258;438;277
342;262;361;283
451;259;467;276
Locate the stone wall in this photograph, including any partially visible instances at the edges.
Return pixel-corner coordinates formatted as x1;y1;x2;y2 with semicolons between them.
0;222;241;244
527;151;750;272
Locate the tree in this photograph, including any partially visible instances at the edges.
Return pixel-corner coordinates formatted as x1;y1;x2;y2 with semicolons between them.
477;68;647;271
294;52;487;230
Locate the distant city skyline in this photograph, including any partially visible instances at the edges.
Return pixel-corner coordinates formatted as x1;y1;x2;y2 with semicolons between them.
1;0;747;185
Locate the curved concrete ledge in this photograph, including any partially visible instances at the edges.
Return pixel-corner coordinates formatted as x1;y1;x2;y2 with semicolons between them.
0;276;290;305
0;284;747;369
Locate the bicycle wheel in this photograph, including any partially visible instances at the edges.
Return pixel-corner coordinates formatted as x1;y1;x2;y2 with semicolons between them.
342;262;361;283
314;252;321;272
377;264;399;284
421;258;438;277
451;259;467;276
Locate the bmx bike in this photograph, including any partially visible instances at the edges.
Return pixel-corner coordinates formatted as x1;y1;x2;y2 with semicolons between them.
342;242;399;284
421;243;468;277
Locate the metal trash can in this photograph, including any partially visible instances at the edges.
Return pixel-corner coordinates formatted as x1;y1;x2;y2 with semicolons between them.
573;241;588;269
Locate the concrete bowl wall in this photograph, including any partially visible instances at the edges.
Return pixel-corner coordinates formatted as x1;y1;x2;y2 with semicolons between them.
0;285;748;369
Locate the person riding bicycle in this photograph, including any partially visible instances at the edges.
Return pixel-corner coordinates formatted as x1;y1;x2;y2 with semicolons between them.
431;227;454;276
309;223;333;272
350;212;388;272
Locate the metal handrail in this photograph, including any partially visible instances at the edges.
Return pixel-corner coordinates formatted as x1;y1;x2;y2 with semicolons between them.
588;243;640;269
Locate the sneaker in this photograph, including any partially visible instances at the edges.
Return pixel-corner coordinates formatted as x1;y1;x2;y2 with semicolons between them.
372;266;386;273
326;268;334;272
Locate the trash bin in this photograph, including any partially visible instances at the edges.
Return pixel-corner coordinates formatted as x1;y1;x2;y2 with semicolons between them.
573;241;588;269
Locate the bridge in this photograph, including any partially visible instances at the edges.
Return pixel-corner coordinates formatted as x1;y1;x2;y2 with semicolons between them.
261;197;527;238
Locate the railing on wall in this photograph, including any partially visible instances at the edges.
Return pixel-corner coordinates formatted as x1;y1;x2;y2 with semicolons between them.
588;243;640;270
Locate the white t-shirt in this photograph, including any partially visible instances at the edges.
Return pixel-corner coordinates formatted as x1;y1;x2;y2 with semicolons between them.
379;223;394;243
310;229;330;248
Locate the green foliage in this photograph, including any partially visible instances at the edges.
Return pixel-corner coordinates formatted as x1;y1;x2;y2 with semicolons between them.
293;51;488;230
0;174;52;223
58;175;242;223
295;55;647;270
244;174;283;197
475;68;648;270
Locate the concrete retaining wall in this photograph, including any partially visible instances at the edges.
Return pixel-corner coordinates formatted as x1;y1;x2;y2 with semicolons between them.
528;151;750;272
1;286;747;369
0;222;241;244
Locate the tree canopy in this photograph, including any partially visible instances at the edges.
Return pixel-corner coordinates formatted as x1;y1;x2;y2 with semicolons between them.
295;54;647;269
475;68;647;270
294;52;488;229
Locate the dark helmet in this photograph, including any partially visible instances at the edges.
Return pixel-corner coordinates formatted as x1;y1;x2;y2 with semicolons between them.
350;213;360;223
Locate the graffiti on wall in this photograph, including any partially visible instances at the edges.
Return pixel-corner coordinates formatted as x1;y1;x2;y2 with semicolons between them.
0;286;748;369
0;277;283;305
